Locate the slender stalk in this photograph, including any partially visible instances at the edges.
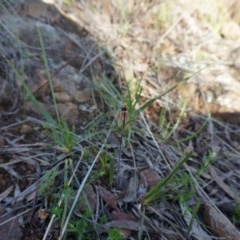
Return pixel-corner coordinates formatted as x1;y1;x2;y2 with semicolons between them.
117;103;128;188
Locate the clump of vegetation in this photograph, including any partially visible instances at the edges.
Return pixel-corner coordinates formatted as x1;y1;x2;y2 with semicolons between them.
1;1;240;240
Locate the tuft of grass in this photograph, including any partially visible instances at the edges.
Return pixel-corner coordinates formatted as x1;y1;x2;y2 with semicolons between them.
158;102;187;141
143;151;192;205
97;152;115;186
67;209;92;240
12;29;77;153
44;118;76;153
197;151;216;177
107;228;124;240
37;27;60;123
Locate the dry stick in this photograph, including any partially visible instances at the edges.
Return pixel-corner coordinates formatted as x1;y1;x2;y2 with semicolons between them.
117;103;128;189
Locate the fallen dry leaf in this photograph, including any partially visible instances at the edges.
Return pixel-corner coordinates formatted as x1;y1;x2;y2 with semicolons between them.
111;210;134;221
102;220;145;232
76;184;97;212
96;185;119;210
38;209;49;221
122;173;139;203
203;203;240;240
99;219;132;238
139;168;161;187
110;210;136;238
26;189;38;202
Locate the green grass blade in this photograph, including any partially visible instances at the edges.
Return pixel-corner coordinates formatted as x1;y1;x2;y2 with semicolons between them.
8;60;56;124
179;116;209;142
135;66;207;116
37;27;60;123
143;151;192;204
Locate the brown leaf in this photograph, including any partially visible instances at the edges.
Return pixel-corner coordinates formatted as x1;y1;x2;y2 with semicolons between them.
38;209;49;221
103;220;144;231
96;185;119;210
99;219;132;238
139;169;161;187
203;203;240;240
26;190;38;202
111;210;134;221
76;184;97;212
123;174;139;203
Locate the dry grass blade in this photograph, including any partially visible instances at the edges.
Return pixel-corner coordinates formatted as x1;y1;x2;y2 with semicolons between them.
117;103;128;189
143;151;192;204
203;203;240;240
180;202;212;240
0;185;13;201
210;166;238;200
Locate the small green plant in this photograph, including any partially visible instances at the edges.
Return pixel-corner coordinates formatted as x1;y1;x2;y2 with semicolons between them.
180;199;201;236
98;152;114;186
45;118;76;153
124;80;142;118
99;214;108;225
67;209;92;240
107;228;124;240
179;116;209;143
197;151;216;177
233;203;240;224
186;201;201;235
95;71;191;134
143;151;192;205
173;172;195;203
158;102;187;141
39;168;58;202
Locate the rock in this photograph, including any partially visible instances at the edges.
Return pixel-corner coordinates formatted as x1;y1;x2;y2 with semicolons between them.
0;8;100;125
